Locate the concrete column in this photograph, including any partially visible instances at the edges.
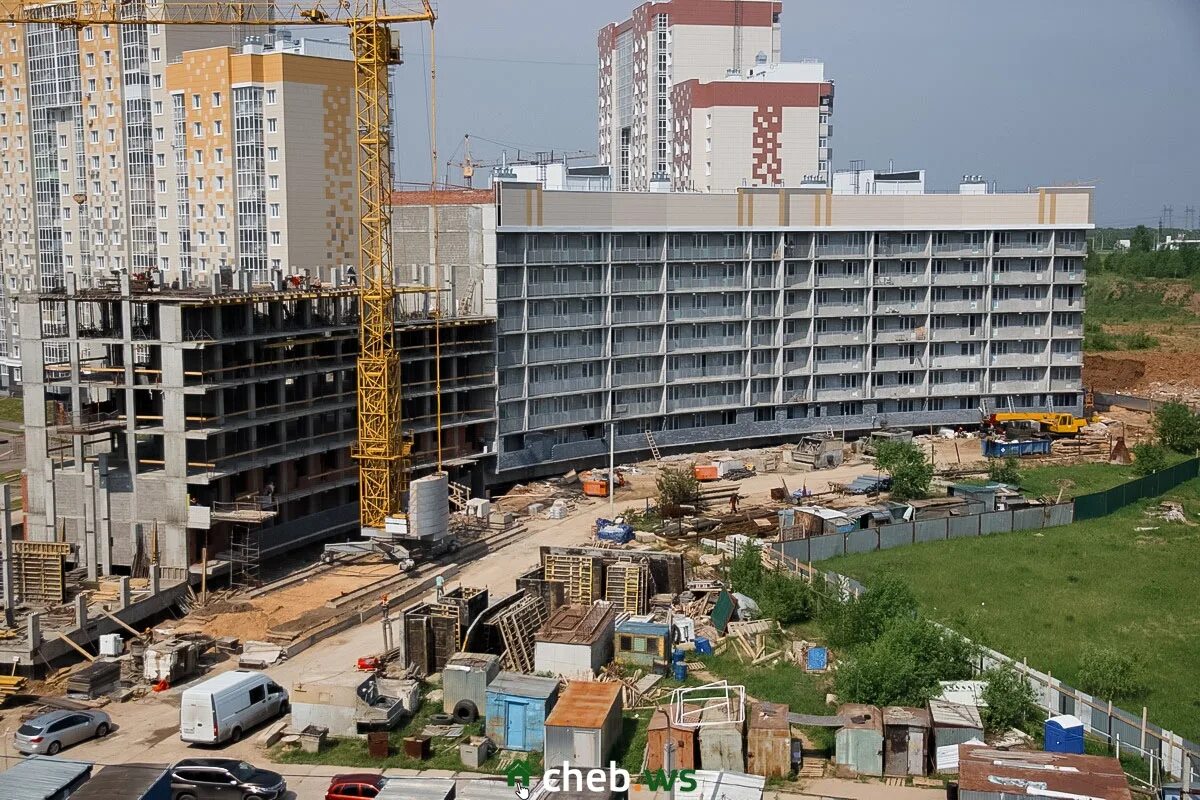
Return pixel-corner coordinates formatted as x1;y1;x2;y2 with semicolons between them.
96;461;112;576
42;458;56;542
82;468;97;581
149;564;160;596
118;577;131;609
74;592;88;629
26;612;41;649
1;485;13;627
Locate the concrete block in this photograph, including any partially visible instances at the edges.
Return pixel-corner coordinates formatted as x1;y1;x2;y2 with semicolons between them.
75;592;88;628
118;577;131;609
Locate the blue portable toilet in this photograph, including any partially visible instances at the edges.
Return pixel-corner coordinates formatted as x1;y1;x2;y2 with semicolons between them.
485;672;560;752
1044;714;1085;754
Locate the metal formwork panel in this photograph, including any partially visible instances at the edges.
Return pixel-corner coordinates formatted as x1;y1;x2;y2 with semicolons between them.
12;541;71;604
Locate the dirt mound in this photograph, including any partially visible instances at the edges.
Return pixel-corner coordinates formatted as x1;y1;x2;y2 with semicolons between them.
1084;355;1146;391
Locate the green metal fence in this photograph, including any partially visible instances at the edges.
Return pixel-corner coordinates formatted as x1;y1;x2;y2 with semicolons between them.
1073;457;1200;520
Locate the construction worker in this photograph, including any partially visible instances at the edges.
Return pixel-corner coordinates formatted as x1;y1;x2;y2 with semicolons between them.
729;494;739;514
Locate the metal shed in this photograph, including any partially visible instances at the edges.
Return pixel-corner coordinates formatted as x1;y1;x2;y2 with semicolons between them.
834;703;883;777
883;706;930;776
544;680;624;769
485;671;560;752
928;699;984;749
697;698;746;773
746;702;791;779
614;619;671;669
534;603;616;678
646;707;698;773
957;746;1131;800
444;652;502;722
69;764;171;800
0;756;93;800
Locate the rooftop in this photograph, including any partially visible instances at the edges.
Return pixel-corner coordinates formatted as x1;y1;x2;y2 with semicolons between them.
487;671;560;700
928;699;983;730
837;703;883;732
537;603;616;646
545;681;622;730
883;706;931;728
957;746;1132;800
721;60;825;83
748;702;790;730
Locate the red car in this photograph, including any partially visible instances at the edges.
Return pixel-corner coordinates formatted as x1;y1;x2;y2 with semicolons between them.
326;773;387;799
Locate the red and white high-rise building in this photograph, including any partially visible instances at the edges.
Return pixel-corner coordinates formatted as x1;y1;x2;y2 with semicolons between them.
598;0;833;192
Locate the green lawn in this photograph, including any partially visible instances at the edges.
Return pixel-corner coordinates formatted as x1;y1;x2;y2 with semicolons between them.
823;477;1200;740
1018;456;1190;499
0;398;21;424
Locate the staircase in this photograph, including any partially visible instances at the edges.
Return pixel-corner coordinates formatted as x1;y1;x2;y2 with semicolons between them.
644;429;662;462
448;480;471;513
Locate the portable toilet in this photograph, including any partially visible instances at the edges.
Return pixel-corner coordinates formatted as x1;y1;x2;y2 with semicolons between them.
1044;714;1085;754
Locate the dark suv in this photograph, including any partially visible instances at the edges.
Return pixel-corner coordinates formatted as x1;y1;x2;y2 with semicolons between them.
170;758;287;800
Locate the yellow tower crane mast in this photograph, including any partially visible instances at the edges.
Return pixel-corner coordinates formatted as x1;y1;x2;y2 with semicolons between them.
0;0;436;532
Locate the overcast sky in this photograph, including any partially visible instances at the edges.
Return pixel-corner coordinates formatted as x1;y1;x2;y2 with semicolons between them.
383;0;1200;227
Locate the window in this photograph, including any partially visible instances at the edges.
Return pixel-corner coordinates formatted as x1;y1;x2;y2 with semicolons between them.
267;118;277;133
154;127;164;142
267;146;278;162
217;231;227;245
153;100;163;115
271;231;280;245
103;49;111;65
213;120;222;135
158;205;168;219
105;102;114;117
84;27;93;40
265;89;277;104
193;150;202;164
215;176;224;190
269;175;279;190
192;94;201;109
214;148;223;163
85;53;94;67
156;179;166;193
153;74;162;89
211;91;221;107
216;203;225;218
150;46;160;61
269;203;280;218
107;129;115;143
193;121;203;137
155;153;165;167
619;635;633;652
159;231;168;245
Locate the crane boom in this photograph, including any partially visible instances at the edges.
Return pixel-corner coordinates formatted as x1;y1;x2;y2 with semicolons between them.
2;0;437;532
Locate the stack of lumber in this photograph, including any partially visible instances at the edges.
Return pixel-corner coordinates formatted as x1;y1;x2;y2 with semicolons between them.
65;659;121;698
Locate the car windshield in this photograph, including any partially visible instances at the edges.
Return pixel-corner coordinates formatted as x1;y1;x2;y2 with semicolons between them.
16;724;42;736
231;762;258;781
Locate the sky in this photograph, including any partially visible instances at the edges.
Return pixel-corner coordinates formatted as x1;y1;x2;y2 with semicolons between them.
381;0;1200;227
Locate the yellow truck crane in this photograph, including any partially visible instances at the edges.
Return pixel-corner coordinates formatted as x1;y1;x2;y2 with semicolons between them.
985;412;1093;437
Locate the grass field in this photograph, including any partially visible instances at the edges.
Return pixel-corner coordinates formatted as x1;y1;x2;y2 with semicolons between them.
823;477;1200;740
1017;456;1190;499
0;398;20;424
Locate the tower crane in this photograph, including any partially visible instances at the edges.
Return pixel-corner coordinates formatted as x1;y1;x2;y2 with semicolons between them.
1;0;436;535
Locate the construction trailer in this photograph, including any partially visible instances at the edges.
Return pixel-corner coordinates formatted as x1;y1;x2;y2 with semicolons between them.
403;586;490;676
835;704;884;777
544;680;624;769
883;706;931;777
646;707;698;773
613;619;671;669
746;702;792;779
484;671;560;752
534;602;616;679
290;670;418;737
698;699;747;773
442;652;501;723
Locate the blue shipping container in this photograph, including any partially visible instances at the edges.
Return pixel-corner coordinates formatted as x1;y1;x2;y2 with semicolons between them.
1044;714;1085;754
982;438;1053;458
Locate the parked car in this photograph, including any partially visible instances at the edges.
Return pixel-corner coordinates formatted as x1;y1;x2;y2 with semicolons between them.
326;773;387;799
170;758;286;800
13;708;112;755
179;669;288;745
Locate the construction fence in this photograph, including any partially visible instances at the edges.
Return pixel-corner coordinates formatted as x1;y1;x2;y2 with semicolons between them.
772;503;1075;564
1073;457;1200;521
766;551;1200;785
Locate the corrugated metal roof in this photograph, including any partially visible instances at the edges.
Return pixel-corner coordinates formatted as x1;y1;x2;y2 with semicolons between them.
615;620;670;637
68;764;169;798
376;777;454;800
937;680;988;708
446;653;502;672
928;699;983;729
487;671;560;699
545;681;622;730
748;702;789;730
795;506;851;521
458;778;539;800
0;756;92;799
629;769;765;800
957;746;1132;800
787;712;846;727
883;706;931;728
836;703;882;732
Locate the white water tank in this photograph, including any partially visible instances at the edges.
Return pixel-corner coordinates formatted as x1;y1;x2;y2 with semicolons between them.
408;474;449;540
99;634;123;658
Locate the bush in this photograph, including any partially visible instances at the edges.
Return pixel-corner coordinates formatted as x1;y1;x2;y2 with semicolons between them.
820;575;918;648
756;571;815;625
833;617;974;708
1131;442;1170;476
1123;331;1159;350
988;457;1022;485
727;539;764;595
656;466;700;516
1153;401;1200;454
1076;645;1148;700
874;439;934;501
980;664;1039;733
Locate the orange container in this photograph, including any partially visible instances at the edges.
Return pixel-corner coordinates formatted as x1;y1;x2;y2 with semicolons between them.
582;479;609;497
693;465;719;481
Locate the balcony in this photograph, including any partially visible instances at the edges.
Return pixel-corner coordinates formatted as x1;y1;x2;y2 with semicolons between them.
667;244;745;261
815;274;868;289
990;325;1046;340
990;352;1049;367
497;283;524;299
752;333;779;347
995;240;1051;256
781;304;810;317
812;386;864;402
668;335;743;352
929;381;982;396
613;277;662;293
616;400;662;416
751;390;777;405
873;328;924;344
1052;297;1085;312
876;241;928;257
932;241;987;257
875;301;928;316
613;245;661;262
873;357;925;372
527;247;605;264
814;303;868;318
751;242;777;259
1053;270;1086;284
667;364;745;381
527;280;604;297
612;308;663;324
752;274;778;289
930;355;983;369
1050;351;1082;366
782;359;810;376
668;393;742;411
751;361;778;377
667;276;746;291
930;327;986;342
784;241;813;258
1055;325;1083;338
1051;378;1081;391
499;416;525;434
613;370;662;388
991;378;1046;393
783;331;813;346
527;313;603;330
528;410;592;429
932;271;985;286
991;298;1048;313
498;351;526;367
932;299;984;314
814;359;867;375
873;384;927;399
527;375;605;396
613;338;663;356
527;345;604;363
1055;240;1087;254
814;242;867;258
668;305;744;321
498;382;524;400
873;272;926;287
783;273;813;289
992;270;1050;285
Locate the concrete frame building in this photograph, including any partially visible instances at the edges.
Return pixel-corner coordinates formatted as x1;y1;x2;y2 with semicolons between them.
491;181;1090;477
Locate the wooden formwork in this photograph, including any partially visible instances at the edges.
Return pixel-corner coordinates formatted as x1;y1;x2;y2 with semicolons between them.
604;558;651;616
543;553;602;606
13;541;71;604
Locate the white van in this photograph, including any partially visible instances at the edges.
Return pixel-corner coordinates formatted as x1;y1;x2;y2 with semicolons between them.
180;669;289;745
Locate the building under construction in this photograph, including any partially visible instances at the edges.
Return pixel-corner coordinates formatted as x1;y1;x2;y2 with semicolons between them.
19;273;496;583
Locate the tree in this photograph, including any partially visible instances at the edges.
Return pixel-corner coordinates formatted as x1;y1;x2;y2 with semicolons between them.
820;575;918;647
1076;645;1148;700
987;457;1022;485
656;465;700;516
756;571;815;625
727;539;764;596
874;439;934;501
833;617;974;707
1129;224;1154;253
980;664;1039;733
1153;401;1200;454
1131;442;1170;476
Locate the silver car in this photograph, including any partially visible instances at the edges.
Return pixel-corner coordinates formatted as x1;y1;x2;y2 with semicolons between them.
13;709;112;755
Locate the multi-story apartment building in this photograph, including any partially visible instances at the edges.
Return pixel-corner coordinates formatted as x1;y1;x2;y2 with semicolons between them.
600;0;836;191
0;15;355;392
490;181;1090;478
671;61;833;191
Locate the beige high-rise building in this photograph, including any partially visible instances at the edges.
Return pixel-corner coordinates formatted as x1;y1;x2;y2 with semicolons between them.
0;13;357;392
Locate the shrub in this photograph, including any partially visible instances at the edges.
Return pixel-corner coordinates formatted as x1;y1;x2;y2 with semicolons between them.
820;575;918;648
727;539;764;596
1076;645;1148;700
980;664;1039;733
1153;401;1200;454
988;457;1022;485
874;439;934;501
756;571;815;625
1123;331;1159;350
656;466;700;516
833;617;974;707
1131;442;1170;476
